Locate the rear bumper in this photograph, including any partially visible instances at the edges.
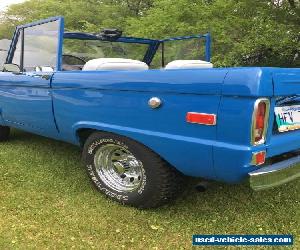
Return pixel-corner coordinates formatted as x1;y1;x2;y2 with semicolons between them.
249;155;300;191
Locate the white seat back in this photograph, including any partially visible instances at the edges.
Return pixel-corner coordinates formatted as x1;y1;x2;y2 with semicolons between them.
165;60;213;70
82;58;149;71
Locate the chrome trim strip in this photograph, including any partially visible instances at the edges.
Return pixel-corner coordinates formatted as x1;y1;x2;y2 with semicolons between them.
249;155;300;191
251;98;270;146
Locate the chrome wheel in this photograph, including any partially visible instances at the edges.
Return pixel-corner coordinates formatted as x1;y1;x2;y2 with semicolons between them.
94;144;144;192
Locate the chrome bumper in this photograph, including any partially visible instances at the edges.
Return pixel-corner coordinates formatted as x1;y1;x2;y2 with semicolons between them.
249;155;300;191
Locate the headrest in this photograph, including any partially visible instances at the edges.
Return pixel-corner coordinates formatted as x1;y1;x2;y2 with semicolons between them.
82;58;149;71
165;60;213;70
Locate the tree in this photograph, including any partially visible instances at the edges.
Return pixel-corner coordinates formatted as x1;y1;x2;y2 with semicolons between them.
126;0;300;67
0;0;299;67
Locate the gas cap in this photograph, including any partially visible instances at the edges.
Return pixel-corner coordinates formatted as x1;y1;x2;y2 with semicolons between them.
148;97;162;109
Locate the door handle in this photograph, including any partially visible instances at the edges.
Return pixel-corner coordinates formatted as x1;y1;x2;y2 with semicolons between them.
30;74;51;80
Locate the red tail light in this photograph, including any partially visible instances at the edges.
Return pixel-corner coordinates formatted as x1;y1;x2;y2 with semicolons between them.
251;99;270;145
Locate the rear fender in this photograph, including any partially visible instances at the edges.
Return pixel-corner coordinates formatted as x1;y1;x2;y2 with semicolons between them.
73;121;217;179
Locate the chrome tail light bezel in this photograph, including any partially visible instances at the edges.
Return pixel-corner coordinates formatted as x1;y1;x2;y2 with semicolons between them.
251;98;270;146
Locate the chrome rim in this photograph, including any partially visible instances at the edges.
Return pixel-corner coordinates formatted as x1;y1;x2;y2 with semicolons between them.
94;144;144;192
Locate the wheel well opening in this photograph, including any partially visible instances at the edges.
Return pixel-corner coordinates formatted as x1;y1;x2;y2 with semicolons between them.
76;128;184;177
77;128;97;147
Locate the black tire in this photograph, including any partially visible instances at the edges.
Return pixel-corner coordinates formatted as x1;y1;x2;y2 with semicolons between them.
0;126;10;141
82;132;185;208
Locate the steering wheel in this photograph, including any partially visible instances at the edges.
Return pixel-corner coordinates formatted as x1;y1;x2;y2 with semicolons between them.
62;54;86;65
62;54;87;71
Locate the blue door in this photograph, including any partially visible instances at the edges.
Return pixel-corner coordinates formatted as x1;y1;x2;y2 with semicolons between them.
0;17;64;138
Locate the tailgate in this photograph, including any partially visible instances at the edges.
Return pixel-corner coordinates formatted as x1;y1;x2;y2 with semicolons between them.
268;68;300;157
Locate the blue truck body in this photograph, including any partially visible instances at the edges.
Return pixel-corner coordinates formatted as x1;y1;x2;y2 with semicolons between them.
0;67;299;183
0;17;299;207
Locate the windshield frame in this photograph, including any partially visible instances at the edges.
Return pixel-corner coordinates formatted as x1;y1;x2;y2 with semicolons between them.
6;16;64;72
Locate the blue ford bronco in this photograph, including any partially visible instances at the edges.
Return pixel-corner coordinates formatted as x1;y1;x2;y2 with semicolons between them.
0;17;299;208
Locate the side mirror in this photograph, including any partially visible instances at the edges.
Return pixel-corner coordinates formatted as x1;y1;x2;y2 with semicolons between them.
3;63;21;74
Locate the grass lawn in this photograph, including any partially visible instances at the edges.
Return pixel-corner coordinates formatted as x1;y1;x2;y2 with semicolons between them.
0;129;299;249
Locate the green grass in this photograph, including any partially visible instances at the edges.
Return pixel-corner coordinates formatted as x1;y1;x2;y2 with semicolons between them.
0;129;299;249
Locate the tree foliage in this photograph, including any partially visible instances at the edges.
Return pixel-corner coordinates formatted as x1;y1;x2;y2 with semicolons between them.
0;0;299;67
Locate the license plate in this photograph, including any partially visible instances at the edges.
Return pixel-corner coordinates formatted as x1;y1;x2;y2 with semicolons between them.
275;105;300;132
